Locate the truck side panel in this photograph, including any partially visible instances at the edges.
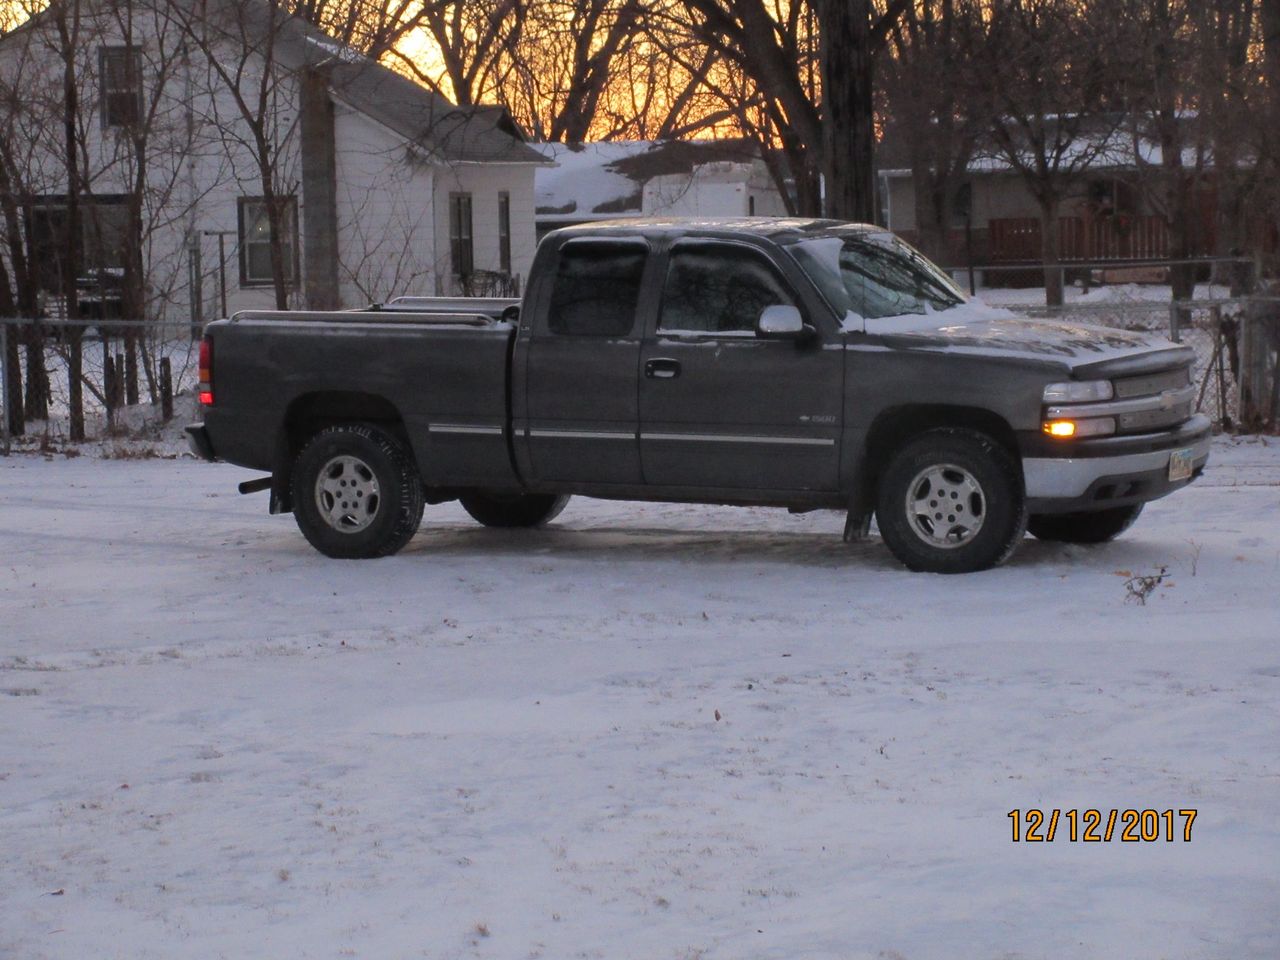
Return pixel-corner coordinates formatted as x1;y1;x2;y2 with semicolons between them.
203;318;520;488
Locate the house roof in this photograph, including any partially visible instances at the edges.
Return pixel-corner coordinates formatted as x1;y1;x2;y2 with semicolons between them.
535;139;764;221
207;0;547;165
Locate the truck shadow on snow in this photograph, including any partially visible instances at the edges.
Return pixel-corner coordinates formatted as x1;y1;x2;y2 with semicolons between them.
387;523;1128;572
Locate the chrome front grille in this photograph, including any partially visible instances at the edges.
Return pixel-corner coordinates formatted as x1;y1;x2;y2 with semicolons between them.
1113;366;1193;434
1113;367;1191;399
1117;402;1193;433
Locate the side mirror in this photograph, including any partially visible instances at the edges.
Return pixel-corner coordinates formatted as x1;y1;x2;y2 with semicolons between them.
756;304;808;340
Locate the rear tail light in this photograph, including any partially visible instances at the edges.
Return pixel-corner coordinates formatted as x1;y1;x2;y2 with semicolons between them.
199;335;214;405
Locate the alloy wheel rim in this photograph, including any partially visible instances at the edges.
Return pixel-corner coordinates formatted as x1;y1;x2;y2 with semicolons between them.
315;455;380;533
904;462;986;549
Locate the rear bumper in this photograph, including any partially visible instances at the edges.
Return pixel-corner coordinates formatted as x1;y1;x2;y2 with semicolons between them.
1020;414;1211;513
184;423;216;461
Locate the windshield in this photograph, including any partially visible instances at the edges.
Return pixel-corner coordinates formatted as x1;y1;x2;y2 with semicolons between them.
786;231;966;323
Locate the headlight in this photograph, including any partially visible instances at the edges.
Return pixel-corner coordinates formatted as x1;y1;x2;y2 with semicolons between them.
1042;417;1116;438
1043;380;1114;403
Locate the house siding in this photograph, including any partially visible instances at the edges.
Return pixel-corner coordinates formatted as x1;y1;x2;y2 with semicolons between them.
432;162;536;295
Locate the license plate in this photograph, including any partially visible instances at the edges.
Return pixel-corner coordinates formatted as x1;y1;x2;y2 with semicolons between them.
1168;447;1194;482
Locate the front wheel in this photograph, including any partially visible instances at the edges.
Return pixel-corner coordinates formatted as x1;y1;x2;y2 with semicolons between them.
1027;504;1143;544
876;428;1027;574
291;424;425;558
459;491;570;528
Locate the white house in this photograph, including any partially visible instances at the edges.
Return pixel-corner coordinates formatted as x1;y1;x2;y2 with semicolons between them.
0;0;547;328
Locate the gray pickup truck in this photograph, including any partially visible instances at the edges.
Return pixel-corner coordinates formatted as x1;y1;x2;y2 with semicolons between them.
186;217;1210;573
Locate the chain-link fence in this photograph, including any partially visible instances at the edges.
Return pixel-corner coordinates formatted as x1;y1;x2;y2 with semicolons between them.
1;318;200;454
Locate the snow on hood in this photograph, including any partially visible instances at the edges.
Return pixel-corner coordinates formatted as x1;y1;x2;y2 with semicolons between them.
851;301;1181;366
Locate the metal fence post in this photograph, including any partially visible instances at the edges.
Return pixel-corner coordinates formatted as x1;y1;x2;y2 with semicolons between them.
0;321;9;456
160;356;173;421
1238;306;1254;422
1168;300;1181;343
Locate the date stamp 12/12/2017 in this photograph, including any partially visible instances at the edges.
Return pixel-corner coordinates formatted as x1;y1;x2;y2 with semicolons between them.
1008;809;1198;843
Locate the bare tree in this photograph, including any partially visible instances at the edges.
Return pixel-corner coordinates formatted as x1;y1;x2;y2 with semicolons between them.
664;0;823;212
1108;0;1206;299
1192;0;1262;287
172;0;302;310
386;0;522;106
882;0;985;264
975;0;1125;305
286;0;424;57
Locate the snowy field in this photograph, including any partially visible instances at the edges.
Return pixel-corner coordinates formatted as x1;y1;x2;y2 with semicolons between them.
2;439;1278;960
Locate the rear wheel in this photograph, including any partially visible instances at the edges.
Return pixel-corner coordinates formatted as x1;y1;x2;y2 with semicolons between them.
291;424;424;558
459;491;570;528
1027;504;1144;544
876;428;1027;574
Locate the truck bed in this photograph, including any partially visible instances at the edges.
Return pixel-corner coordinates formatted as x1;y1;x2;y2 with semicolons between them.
201;307;520;490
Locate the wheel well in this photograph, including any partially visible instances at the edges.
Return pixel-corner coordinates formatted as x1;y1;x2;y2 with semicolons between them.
272;392;411;512
860;405;1020;506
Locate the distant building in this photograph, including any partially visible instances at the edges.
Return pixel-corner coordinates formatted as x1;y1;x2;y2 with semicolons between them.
877;120;1234;272
535;140;789;241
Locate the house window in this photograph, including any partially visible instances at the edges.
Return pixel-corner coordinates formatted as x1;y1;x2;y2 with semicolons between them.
99;46;142;128
26;195;128;294
449;192;473;277
237;197;297;288
498;191;512;274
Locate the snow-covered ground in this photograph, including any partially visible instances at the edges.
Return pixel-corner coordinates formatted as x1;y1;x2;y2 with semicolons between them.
974;282;1234;313
2;439;1278;960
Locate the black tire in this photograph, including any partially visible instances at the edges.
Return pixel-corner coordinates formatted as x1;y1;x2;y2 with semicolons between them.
291;424;424;559
876;428;1028;574
459;491;570;528
1027;504;1144;544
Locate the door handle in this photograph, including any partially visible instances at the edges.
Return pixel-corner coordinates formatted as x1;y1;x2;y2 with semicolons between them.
645;358;681;379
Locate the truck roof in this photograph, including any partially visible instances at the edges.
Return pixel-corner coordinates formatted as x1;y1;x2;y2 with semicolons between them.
546;217;883;244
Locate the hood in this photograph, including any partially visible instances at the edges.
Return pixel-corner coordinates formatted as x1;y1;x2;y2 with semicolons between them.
857;303;1194;374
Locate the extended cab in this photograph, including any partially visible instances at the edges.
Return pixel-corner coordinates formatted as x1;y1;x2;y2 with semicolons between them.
186;218;1211;573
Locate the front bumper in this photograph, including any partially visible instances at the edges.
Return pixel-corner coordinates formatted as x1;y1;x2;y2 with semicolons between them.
1021;414;1211;513
184;423;216;461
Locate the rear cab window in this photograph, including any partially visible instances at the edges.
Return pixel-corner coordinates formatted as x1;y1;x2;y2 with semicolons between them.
547;241;648;337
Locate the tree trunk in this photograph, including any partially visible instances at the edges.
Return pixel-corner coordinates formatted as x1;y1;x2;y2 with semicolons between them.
58;3;85;441
818;0;879;222
1263;0;1280;269
1039;199;1064;307
259;175;290;310
1150;1;1195;301
25;336;49;422
911;161;949;264
0;260;24;436
3;325;22;437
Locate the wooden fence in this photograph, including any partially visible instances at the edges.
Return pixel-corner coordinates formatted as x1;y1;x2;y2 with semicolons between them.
989;215;1210;263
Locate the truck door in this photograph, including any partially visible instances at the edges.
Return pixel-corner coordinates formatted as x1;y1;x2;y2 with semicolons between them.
518;238;651;485
638;240;842;491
